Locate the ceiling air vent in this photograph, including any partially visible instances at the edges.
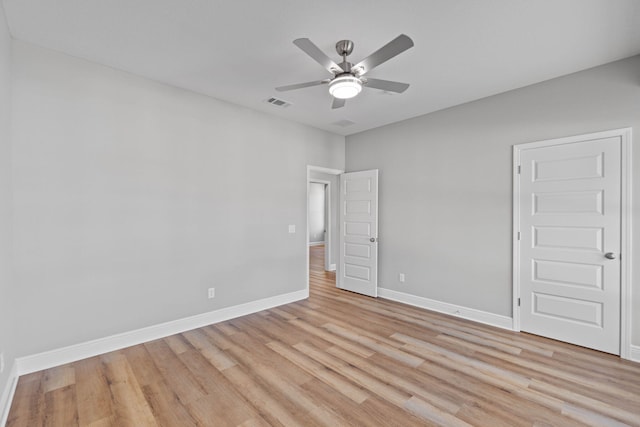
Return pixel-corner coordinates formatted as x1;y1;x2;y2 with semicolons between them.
332;119;355;127
266;97;292;108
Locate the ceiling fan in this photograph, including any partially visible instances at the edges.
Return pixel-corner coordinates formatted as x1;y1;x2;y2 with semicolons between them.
276;34;414;109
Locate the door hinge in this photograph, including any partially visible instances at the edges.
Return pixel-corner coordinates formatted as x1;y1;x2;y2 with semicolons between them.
517;231;520;240
518;298;521;307
517;165;521;174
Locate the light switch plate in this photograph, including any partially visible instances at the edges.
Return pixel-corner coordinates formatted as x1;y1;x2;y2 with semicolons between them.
288;225;296;233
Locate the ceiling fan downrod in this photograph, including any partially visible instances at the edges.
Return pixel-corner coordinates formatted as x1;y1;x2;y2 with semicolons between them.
335;40;354;73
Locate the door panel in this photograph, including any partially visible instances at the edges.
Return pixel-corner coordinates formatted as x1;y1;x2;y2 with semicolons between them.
532;293;603;326
519;137;621;354
532;259;603;289
338;170;378;297
533;226;603;252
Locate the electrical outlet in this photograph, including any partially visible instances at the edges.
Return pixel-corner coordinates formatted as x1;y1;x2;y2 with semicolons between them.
399;273;405;283
208;288;215;299
0;352;4;374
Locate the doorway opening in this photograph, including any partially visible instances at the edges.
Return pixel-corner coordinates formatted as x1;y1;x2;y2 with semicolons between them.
308;182;328;250
307;166;342;295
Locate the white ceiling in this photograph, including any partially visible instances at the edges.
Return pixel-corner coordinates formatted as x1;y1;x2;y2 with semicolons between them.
3;0;640;136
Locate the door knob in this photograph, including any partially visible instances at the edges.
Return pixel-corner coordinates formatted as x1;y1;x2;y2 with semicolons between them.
604;252;617;260
370;237;376;242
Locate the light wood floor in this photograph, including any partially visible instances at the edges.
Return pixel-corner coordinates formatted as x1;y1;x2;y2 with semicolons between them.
7;245;640;426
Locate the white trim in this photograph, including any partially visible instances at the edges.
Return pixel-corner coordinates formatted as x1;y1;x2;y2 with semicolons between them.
0;361;18;427
620;129;633;360
512;128;633;359
308;241;325;246
328;263;336;271
379;288;513;330
16;289;307;376
308;165;343;175
512;143;521;332
306;165;343;294
630;345;640;363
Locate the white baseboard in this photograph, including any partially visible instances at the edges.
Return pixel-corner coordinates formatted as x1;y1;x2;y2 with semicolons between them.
17;289;308;376
630;345;640;363
328;264;336;271
378;288;513;330
308;242;325;246
0;361;18;427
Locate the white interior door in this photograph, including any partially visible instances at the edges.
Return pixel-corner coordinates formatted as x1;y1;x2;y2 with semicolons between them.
518;136;621;354
338;170;378;297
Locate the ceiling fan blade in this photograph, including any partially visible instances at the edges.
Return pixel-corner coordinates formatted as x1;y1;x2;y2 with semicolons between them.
364;78;410;93
293;38;344;74
352;34;414;76
275;79;329;92
331;97;346;109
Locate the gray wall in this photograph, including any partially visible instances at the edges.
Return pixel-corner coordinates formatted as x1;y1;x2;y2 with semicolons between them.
309;170;339;267
10;41;345;357
0;2;15;404
346;55;640;345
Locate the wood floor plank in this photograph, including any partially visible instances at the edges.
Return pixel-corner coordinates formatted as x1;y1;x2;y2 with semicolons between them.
219;366;306;427
226;333;315;388
287;317;376;358
177;350;261;426
326;344;461;414
323;323;424;367
300;377;430;427
266;340;370;404
42;365;76;394
43;385;79;427
410;355;585;427
140;378;198;426
186;394;254;427
84;416;117;427
119;345;164;387
7;244;640;426
100;352;158;427
437;332;639;401
74;357;113;425
181;329;238;371
143;339;207;405
6;372;46;427
292;341;424;413
163;334;192;355
529;379;640;425
218;339;349;427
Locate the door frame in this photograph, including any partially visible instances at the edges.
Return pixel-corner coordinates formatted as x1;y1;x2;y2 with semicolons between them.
306;165;343;295
512;128;633;359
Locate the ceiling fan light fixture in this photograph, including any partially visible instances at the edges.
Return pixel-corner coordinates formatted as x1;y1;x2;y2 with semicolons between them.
277;35;414;109
328;75;362;99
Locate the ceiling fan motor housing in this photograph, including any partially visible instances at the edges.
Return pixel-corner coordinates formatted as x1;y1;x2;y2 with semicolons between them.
335;40;354;57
